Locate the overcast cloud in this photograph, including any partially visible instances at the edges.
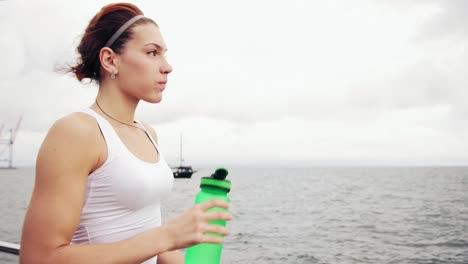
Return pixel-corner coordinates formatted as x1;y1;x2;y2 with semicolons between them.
1;0;468;167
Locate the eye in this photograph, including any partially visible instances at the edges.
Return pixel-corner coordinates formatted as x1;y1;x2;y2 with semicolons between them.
147;50;158;56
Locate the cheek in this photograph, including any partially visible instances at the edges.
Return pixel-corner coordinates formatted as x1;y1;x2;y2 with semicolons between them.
120;55;158;87
121;52;148;72
136;60;158;81
125;57;147;74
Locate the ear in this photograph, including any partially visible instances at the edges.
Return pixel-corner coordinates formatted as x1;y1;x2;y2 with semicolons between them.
99;47;119;76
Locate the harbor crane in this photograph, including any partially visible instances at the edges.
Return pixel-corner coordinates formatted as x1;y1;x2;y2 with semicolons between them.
0;116;22;169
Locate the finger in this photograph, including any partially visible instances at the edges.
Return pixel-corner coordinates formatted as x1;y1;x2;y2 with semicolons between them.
198;199;229;211
204;211;232;222
201;235;224;244
203;224;229;236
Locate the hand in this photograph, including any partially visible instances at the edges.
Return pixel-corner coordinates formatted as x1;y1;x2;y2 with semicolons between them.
162;199;232;250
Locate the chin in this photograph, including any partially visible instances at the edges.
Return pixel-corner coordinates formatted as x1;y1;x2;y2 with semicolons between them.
144;96;163;104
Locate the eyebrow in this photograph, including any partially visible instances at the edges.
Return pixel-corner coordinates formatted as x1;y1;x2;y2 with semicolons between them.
144;43;167;52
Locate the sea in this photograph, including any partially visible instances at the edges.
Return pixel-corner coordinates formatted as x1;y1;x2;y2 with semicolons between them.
0;167;467;264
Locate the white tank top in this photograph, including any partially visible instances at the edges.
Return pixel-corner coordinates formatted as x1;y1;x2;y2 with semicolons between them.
71;108;174;264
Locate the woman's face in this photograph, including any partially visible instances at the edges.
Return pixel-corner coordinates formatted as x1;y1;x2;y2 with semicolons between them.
115;23;173;104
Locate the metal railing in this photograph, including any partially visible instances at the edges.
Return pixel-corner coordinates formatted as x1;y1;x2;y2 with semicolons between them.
0;241;20;255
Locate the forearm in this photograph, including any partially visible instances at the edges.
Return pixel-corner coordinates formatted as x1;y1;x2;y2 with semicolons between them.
158;250;184;264
22;227;173;264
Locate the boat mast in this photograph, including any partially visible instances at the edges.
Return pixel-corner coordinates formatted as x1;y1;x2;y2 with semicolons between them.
179;132;184;166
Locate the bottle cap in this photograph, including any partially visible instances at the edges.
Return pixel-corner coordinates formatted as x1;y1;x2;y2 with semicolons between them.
212;168;228;180
200;167;231;192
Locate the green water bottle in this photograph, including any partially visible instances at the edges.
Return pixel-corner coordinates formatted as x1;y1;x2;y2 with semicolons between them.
185;168;231;264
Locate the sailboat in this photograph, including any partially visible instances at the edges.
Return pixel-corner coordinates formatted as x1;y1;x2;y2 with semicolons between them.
171;133;196;178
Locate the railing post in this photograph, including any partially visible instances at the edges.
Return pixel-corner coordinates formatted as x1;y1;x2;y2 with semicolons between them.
0;241;20;255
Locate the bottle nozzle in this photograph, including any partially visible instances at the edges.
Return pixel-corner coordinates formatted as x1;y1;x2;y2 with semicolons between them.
211;167;228;180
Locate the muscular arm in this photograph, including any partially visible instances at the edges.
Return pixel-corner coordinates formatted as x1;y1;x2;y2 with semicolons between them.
158;250;185;264
20;114;173;264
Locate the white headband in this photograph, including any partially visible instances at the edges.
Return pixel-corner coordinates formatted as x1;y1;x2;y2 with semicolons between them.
104;15;145;48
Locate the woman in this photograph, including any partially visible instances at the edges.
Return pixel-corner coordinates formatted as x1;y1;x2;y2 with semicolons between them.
20;3;231;264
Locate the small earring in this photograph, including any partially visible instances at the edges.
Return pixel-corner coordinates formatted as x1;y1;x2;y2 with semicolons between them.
111;72;116;79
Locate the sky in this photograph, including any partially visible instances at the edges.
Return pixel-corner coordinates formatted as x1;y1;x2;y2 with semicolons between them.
1;0;468;167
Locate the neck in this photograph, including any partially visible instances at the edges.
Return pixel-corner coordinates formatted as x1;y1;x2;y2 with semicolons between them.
94;84;138;124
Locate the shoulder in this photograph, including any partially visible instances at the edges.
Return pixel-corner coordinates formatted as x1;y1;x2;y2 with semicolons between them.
47;112;100;141
38;112;105;170
139;121;158;144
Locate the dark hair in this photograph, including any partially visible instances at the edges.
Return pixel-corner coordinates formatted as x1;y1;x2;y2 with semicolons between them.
69;3;157;83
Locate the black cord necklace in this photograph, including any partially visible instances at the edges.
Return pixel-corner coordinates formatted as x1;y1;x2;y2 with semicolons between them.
95;99;145;132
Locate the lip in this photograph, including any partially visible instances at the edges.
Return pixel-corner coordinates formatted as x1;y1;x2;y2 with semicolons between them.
158;81;167;90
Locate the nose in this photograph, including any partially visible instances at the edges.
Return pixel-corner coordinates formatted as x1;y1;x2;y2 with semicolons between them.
160;57;173;74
